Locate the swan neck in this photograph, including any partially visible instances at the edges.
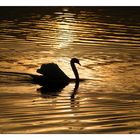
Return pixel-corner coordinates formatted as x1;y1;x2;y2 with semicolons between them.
71;61;79;81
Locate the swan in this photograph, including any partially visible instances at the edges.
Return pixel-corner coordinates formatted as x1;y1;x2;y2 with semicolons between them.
33;58;81;89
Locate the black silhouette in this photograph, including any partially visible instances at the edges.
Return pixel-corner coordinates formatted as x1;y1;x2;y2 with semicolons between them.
32;58;81;91
0;58;85;96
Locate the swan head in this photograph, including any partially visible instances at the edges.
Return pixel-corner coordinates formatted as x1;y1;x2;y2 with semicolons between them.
71;58;81;65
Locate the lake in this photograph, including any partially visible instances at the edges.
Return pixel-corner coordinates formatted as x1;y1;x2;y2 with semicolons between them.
0;7;140;134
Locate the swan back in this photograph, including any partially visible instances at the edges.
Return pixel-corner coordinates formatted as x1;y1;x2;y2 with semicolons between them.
37;63;70;84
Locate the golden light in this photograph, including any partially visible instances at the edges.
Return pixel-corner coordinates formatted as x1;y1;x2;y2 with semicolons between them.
55;14;75;49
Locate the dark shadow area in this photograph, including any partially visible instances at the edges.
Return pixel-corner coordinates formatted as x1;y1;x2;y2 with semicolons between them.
0;71;34;85
35;76;69;98
0;71;80;98
0;71;36;77
70;80;80;108
38;84;68;98
38;86;61;98
38;79;80;101
71;80;79;99
0;6;140;40
0;7;139;23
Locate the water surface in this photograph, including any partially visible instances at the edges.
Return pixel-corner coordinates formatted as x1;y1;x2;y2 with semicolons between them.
0;7;140;134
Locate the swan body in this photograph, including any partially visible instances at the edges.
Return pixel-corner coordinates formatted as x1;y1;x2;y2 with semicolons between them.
33;58;81;88
37;63;70;83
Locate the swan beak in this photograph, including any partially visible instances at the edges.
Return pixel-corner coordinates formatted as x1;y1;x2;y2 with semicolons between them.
78;62;81;66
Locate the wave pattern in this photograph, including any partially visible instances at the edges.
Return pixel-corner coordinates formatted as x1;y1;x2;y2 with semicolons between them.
0;7;140;133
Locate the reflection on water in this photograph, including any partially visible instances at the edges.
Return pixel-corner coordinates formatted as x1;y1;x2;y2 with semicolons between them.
0;7;140;134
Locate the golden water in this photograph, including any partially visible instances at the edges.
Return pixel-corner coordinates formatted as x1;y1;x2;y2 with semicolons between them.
0;7;140;133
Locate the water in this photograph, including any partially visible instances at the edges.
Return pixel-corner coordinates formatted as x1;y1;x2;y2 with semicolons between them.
0;7;140;134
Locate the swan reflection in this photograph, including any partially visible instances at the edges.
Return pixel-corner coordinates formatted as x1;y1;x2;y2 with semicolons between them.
70;80;80;108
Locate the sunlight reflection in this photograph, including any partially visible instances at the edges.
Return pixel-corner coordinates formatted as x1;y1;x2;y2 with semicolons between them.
55;14;75;49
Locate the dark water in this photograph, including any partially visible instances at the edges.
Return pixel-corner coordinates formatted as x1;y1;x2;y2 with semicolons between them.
0;7;140;134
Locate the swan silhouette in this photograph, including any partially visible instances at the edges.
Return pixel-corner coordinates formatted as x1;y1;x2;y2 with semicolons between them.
33;58;81;90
